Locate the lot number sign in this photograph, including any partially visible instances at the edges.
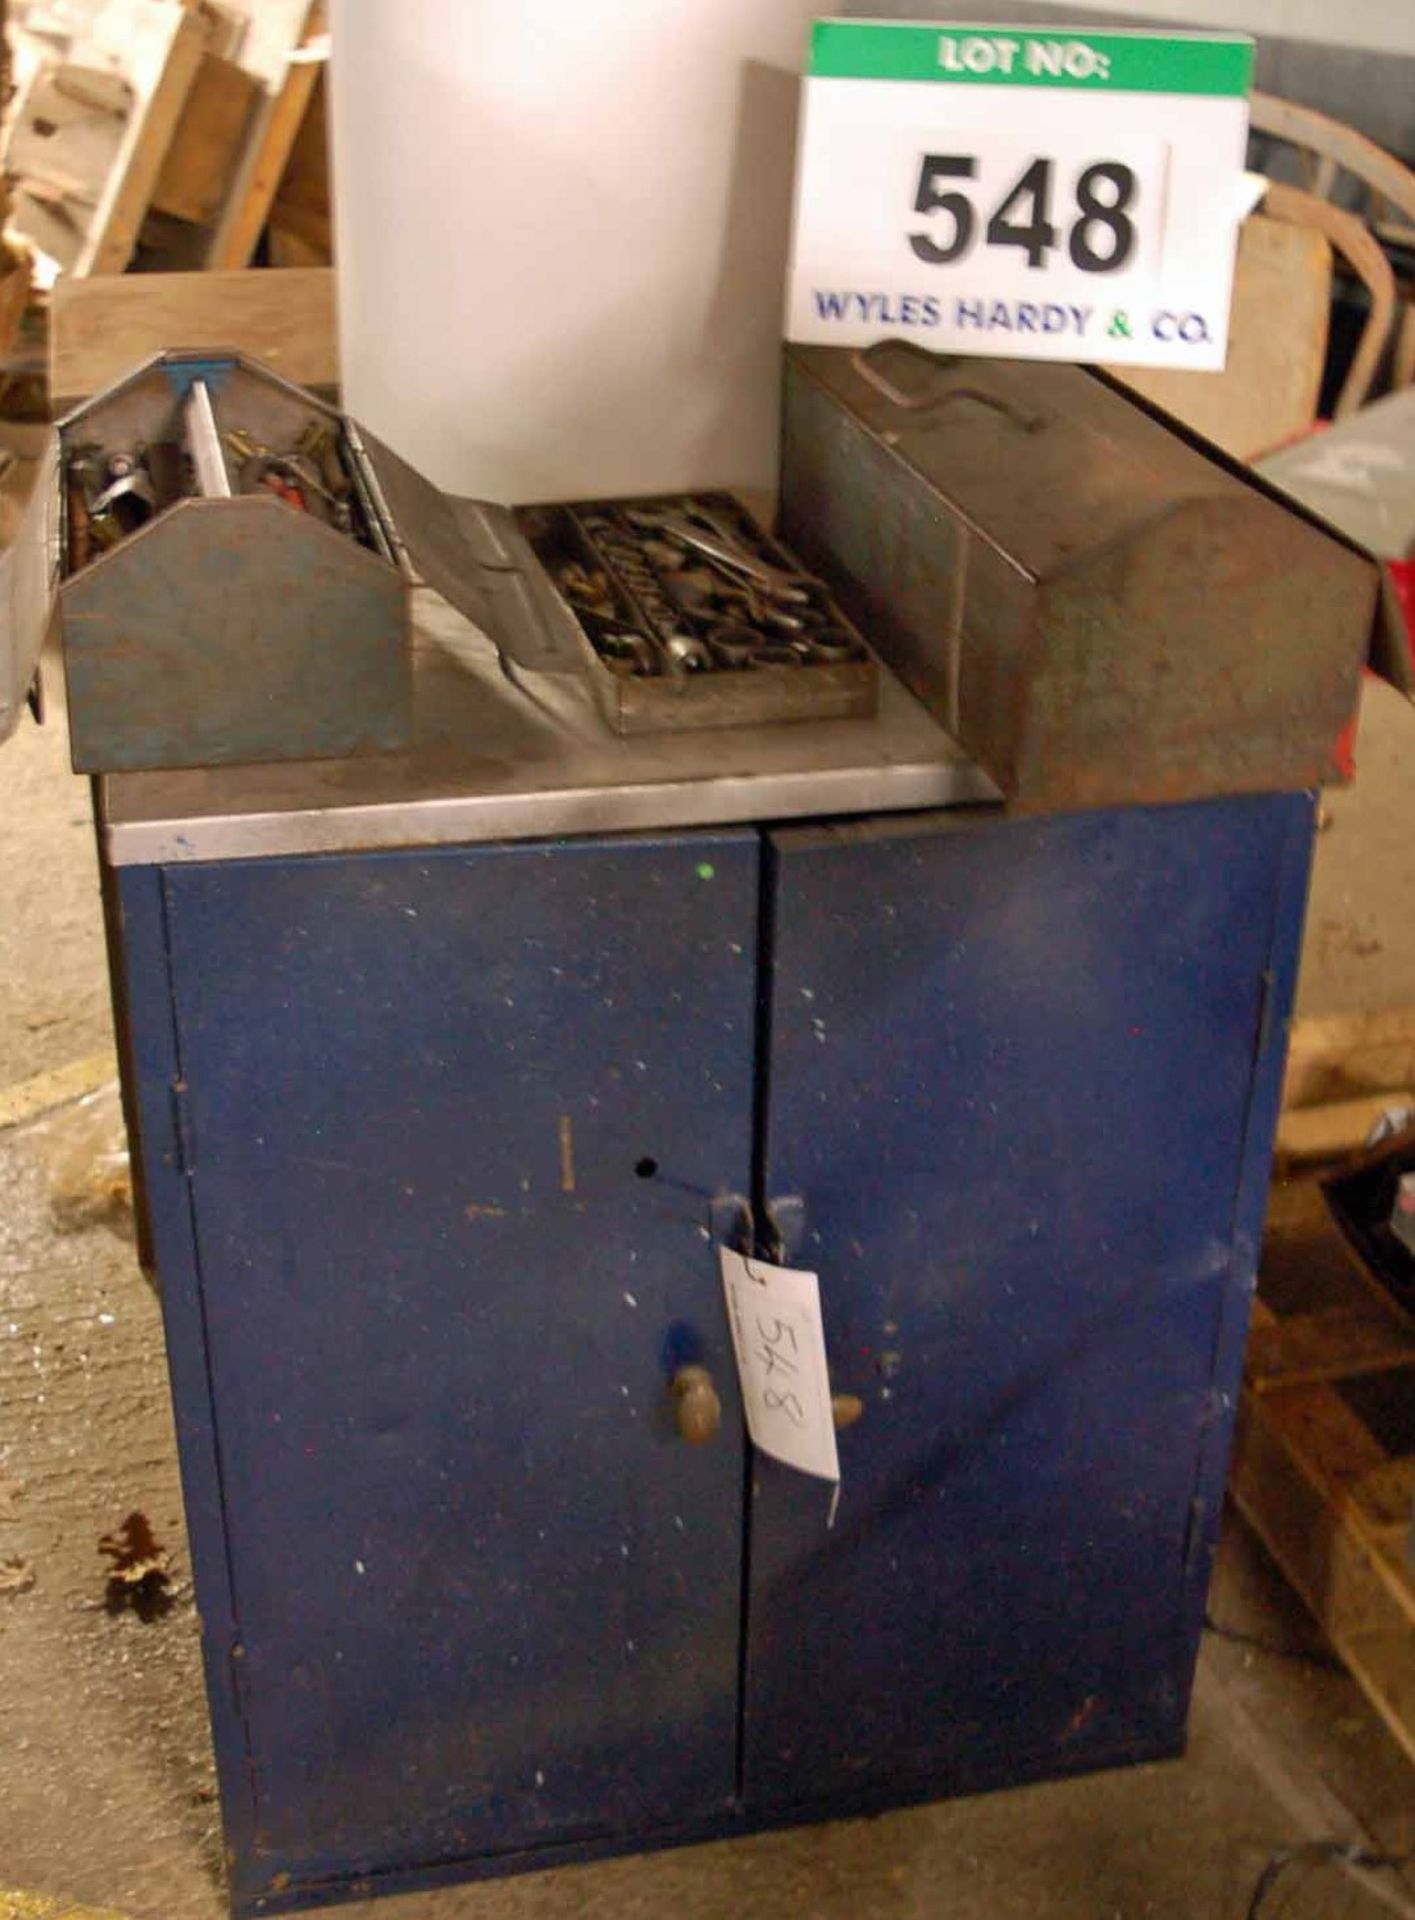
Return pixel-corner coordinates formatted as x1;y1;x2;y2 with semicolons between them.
786;20;1253;369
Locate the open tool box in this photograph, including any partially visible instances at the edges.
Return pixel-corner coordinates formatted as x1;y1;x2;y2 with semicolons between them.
31;351;878;764
6;339;1401;796
513;492;876;733
345;427;883;739
51;350;411;773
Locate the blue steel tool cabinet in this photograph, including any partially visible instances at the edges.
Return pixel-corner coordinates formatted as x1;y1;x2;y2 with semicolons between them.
105;785;1312;1915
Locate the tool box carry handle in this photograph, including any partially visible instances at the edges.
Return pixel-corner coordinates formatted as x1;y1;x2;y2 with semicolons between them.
848;343;1047;434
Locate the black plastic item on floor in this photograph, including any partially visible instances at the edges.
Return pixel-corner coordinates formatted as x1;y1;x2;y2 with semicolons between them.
1325;1122;1415;1309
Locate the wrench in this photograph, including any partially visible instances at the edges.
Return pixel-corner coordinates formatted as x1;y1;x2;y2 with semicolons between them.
624;508;814;601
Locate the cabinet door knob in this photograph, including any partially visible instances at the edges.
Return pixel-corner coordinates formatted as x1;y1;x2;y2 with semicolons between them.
831;1393;865;1431
672;1365;721;1444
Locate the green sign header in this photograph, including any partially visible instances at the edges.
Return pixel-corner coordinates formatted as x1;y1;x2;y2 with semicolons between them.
808;20;1253;96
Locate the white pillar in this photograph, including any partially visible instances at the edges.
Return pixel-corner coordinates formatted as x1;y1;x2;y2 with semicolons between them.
328;0;823;503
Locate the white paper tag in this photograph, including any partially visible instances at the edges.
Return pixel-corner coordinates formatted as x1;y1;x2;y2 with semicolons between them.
719;1248;840;1482
785;20;1253;372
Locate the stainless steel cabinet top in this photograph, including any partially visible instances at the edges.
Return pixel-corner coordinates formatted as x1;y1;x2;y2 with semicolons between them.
100;590;994;867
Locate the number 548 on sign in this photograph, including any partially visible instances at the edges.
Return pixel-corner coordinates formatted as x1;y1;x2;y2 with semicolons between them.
908;149;1158;277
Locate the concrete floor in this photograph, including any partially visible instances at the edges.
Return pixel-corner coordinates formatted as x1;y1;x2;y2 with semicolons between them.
2;657;1415;1920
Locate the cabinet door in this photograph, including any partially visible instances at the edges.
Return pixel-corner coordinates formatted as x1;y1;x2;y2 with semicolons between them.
160;833;755;1889
745;797;1308;1813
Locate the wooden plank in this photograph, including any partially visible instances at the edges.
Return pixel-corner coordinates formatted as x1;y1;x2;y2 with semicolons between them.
1275;1090;1415;1167
49;266;338;412
267;63;330;260
206;0;324;270
210;0;314;89
1255;1178;1415;1351
1246;1301;1415;1391
149;50;259;227
1250;1295;1279;1332
267;223;328;269
1284;1005;1415;1111
3;56;132;274
1233;1386;1415;1770
0;1051;118;1132
1262;1172;1415;1339
1257;1377;1393;1499
1238;1173;1415;1763
11;181;91;275
195;4;249;64
1353;1455;1415;1539
73;1;215;275
4;62;131;206
265;191;331;260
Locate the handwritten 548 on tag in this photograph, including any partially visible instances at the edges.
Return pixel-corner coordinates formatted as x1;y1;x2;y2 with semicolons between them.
720;1248;840;1482
786;20;1253;371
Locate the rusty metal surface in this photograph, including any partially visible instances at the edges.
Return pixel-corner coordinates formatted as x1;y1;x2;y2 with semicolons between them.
357;427;588;675
53;350;410;775
61;495;409;775
55;349;347;462
780;342;1381;815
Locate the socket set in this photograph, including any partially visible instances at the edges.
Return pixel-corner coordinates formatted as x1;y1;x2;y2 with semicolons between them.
515;491;878;734
64;396;389;571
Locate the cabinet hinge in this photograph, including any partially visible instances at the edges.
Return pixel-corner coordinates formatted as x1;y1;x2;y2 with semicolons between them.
1255;967;1276;1062
1181;1494;1208;1579
170;1077;195;1177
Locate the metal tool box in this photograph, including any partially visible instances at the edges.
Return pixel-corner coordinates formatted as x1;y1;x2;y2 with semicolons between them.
9;342;1390;794
41;350;412;773
94;597;1310;1916
780;341;1385;815
354;431;882;737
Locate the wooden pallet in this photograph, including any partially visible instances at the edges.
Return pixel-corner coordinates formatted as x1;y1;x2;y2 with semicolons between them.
4;0;226;276
6;0;328;278
1232;1179;1415;1768
205;0;325;268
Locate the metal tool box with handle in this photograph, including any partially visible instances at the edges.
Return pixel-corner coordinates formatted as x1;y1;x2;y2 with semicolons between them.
780;341;1393;815
45;349;413;774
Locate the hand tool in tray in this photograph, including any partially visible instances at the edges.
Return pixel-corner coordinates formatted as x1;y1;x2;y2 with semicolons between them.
516;491;878;734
